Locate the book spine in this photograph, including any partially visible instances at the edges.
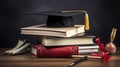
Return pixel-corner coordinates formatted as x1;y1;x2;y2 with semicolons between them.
31;44;78;57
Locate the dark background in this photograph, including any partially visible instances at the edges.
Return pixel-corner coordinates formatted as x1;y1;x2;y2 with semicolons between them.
0;0;120;48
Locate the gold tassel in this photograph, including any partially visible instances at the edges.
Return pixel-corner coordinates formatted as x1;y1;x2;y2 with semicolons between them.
84;12;90;30
62;10;90;30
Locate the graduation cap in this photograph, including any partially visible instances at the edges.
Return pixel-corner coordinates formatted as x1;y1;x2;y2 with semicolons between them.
26;10;90;30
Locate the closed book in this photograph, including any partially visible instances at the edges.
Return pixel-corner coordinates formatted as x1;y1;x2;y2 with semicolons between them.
21;24;85;37
38;35;95;46
31;44;99;58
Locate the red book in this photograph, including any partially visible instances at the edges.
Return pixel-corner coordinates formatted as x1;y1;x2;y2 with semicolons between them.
31;44;78;57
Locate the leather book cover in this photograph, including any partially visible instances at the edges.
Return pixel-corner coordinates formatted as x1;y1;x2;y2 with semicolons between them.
31;44;78;57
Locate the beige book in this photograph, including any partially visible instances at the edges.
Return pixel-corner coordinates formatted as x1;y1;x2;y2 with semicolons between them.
21;24;85;37
38;35;95;46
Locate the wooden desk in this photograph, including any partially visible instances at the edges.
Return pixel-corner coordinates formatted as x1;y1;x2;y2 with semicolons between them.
0;48;120;67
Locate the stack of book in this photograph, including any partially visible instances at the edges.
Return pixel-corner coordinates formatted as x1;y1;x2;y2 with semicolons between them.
21;24;99;57
21;10;99;57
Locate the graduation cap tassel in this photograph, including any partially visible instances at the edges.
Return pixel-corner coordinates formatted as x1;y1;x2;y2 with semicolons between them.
84;12;90;30
62;10;90;30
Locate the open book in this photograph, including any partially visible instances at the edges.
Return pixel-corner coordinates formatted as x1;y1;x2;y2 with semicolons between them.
21;24;85;37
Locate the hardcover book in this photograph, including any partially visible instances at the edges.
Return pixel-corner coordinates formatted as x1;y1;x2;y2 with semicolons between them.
31;44;99;57
21;24;85;37
37;35;95;46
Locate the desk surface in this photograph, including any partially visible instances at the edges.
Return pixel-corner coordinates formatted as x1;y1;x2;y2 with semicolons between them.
0;48;120;67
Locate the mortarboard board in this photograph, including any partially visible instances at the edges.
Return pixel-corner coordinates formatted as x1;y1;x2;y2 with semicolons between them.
26;10;90;30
